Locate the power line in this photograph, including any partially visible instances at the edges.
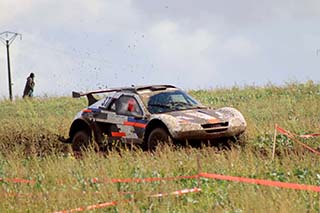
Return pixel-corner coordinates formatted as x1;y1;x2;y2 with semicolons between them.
0;31;22;101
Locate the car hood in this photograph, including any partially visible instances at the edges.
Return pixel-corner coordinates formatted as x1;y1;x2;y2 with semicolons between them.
163;108;226;125
150;107;246;139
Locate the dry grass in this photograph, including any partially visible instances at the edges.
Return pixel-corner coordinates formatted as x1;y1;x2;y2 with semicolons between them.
0;82;320;212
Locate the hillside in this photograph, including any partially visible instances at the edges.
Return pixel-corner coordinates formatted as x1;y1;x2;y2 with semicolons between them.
0;82;319;212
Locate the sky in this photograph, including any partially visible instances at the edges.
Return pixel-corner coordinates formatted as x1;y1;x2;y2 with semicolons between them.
0;0;320;99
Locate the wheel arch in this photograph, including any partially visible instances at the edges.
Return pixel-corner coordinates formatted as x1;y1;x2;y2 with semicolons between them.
144;119;171;143
69;119;92;141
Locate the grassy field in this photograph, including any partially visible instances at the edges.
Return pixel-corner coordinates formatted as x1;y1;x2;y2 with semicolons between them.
0;82;319;212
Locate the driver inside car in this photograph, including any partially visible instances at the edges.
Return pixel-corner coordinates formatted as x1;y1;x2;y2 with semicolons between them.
127;98;136;112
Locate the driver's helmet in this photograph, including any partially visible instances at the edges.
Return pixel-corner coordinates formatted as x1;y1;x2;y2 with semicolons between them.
127;98;136;112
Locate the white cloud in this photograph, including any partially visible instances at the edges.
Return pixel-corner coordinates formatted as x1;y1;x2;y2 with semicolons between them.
0;0;139;33
149;20;214;56
222;36;259;58
1;0;320;99
143;20;218;87
0;0;33;23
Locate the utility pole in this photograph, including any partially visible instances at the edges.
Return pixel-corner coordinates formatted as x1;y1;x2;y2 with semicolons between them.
0;31;22;101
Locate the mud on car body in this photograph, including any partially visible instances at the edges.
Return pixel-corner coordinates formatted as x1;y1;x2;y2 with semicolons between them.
61;85;247;151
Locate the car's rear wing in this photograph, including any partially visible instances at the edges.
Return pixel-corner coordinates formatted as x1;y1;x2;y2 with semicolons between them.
72;88;121;98
72;85;178;106
72;88;122;106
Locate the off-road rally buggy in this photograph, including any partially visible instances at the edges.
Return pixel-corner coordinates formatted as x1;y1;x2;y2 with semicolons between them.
60;85;246;151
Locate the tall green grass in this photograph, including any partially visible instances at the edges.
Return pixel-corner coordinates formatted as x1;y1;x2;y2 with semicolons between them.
0;82;319;212
191;81;320;150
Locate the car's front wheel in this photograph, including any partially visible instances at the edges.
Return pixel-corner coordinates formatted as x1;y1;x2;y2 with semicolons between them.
147;128;172;151
72;130;98;152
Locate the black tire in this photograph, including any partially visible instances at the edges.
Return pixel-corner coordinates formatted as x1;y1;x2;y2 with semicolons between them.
147;128;172;151
223;134;247;150
71;130;97;152
234;133;247;148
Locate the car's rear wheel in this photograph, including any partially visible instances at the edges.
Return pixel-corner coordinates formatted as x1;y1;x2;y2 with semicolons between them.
147;128;172;151
72;130;98;153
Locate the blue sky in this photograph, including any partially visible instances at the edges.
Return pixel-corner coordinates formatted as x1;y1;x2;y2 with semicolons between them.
0;0;320;99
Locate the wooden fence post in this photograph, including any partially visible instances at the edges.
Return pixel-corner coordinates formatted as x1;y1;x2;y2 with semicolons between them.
272;124;278;160
197;154;202;189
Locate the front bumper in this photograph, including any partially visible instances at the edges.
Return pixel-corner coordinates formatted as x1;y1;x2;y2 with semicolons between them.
171;120;246;141
173;128;233;140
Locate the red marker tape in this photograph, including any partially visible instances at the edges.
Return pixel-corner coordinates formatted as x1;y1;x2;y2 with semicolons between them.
276;126;320;155
275;126;293;137
54;188;200;212
299;133;320;138
0;178;35;184
54;201;118;213
91;175;199;184
200;173;320;192
276;125;320;139
149;187;201;198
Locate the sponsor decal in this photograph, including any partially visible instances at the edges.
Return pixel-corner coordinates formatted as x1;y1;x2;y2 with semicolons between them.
124;121;146;129
111;132;126;137
185;111;214;120
185;111;221;123
125;117;147;128
207;118;220;123
176;116;193;121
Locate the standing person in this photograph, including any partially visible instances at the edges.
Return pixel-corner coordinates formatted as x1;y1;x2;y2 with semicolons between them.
22;73;35;98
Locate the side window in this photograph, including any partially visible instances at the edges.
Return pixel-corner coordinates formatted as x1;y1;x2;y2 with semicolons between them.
108;101;116;111
101;96;112;108
110;95;142;116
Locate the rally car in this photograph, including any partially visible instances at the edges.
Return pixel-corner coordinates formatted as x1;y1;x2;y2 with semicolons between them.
61;85;246;151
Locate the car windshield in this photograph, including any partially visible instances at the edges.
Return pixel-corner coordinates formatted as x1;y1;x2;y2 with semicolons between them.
145;90;203;114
